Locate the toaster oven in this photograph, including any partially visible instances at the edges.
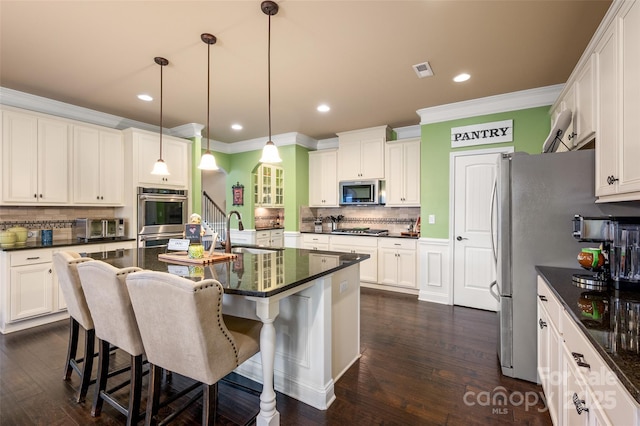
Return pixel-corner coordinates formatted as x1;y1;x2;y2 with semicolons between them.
75;218;125;242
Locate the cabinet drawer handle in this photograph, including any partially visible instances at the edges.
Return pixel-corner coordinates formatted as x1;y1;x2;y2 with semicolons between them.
572;393;589;415
538;318;547;329
26;256;41;260
607;175;619;185
538;295;548;301
571;352;591;369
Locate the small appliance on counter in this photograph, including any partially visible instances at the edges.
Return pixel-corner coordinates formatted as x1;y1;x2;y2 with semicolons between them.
572;215;640;290
75;218;125;242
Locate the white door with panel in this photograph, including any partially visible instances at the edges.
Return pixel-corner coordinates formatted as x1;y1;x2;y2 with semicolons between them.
452;152;500;311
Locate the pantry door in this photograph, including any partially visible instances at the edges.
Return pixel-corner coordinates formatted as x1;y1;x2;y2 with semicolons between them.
451;148;510;311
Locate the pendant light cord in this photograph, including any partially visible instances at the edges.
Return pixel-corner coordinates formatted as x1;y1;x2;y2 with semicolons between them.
207;41;211;151
268;13;272;142
159;62;164;160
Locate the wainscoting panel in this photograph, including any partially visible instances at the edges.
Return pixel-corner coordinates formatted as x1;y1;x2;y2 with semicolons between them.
417;238;450;305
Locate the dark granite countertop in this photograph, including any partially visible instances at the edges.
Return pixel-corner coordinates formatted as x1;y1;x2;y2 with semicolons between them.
86;245;369;298
0;237;136;252
536;266;640;403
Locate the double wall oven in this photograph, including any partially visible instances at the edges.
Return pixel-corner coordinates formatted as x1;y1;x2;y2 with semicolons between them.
137;187;188;247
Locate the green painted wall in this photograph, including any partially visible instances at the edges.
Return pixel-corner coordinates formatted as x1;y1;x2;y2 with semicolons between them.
420;106;551;239
219;144;309;231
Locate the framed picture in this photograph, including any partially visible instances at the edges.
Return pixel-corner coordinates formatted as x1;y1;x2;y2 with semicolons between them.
232;182;244;206
184;224;202;244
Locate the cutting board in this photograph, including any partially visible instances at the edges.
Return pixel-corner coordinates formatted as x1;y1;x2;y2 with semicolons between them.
158;251;237;265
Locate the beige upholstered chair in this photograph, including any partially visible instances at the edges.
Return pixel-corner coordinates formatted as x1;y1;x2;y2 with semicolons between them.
52;251;94;403
76;260;144;426
126;270;262;425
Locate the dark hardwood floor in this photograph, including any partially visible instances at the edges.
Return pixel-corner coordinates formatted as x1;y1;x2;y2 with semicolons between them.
0;288;552;425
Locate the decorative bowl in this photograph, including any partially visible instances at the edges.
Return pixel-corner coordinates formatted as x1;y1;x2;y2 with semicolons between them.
7;227;28;245
0;231;17;248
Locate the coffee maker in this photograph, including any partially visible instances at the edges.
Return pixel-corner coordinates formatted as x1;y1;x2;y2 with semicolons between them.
572;215;613;288
573;215;640;290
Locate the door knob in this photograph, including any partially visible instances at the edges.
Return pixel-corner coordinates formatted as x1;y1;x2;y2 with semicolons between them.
456;236;467;241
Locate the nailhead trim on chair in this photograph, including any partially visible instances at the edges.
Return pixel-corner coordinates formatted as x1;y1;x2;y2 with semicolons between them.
214;284;240;364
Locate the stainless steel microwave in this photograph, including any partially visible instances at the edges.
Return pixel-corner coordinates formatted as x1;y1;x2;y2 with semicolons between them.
339;180;385;206
75;218;125;242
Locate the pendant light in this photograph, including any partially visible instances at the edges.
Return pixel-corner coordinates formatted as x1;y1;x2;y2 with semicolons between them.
259;0;282;163
151;57;170;175
198;33;219;170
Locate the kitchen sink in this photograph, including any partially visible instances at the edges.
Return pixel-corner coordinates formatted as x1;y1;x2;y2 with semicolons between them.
231;247;280;255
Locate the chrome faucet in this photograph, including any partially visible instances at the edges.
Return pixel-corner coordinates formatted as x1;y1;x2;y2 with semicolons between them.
225;210;244;253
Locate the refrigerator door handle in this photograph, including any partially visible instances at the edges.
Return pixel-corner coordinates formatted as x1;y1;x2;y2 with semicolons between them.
489;280;500;302
490;178;498;263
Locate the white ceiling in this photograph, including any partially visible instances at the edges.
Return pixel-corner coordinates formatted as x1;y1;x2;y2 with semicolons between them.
0;1;611;144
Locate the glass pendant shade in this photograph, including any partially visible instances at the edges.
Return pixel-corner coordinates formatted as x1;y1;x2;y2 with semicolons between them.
259;140;282;163
198;150;219;170
151;159;170;175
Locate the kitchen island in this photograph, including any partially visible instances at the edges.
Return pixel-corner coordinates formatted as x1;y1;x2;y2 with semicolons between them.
88;245;368;426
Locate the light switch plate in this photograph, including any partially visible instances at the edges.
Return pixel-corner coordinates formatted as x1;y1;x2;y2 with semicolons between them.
428;215;435;224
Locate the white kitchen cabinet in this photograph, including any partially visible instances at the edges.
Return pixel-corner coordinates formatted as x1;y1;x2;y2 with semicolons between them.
301;233;330;251
595;1;640;201
2;110;70;204
537;278;563;425
255;229;283;248
124;129;191;189
377;238;416;288
330;235;377;283
9;250;54;322
72;124;124;205
384;138;420;206
537;276;639;426
253;164;284;207
337;126;390;181
1;240;136;334
308;149;338;207
573;56;596;147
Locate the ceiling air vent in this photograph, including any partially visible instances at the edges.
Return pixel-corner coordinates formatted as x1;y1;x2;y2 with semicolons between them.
413;62;434;78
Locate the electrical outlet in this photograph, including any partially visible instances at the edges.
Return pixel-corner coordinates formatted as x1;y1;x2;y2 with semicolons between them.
339;281;348;293
428;215;436;224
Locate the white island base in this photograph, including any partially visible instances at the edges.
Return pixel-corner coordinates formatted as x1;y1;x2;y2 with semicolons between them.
222;262;361;420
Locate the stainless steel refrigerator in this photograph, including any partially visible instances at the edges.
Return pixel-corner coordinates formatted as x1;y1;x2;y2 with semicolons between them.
490;149;605;383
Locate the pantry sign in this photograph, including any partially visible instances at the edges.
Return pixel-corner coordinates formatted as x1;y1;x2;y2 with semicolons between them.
451;119;513;148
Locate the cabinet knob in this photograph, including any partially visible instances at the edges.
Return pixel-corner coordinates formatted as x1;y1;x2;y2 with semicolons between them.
538;318;547;329
97;196;100;200
34;194;37;198
39;194;43;198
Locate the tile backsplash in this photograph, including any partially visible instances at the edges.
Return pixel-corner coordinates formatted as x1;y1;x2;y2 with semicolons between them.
0;206;121;241
300;205;421;235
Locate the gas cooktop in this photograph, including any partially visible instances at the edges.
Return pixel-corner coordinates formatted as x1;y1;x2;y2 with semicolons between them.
331;228;389;236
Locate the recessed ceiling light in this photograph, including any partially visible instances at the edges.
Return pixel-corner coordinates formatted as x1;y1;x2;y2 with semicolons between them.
317;104;330;113
453;73;471;83
231;123;243;130
137;94;153;101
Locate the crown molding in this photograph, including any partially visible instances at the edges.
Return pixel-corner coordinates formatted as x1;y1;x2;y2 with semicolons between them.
417;84;563;125
0;87;158;132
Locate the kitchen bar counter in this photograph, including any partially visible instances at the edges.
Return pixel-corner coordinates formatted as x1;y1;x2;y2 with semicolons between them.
88;245;369;298
89;245;368;420
536;266;640;403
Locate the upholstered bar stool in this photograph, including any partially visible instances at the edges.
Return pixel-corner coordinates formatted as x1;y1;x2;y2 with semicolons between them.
52;251;95;403
76;260;144;426
126;271;262;426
